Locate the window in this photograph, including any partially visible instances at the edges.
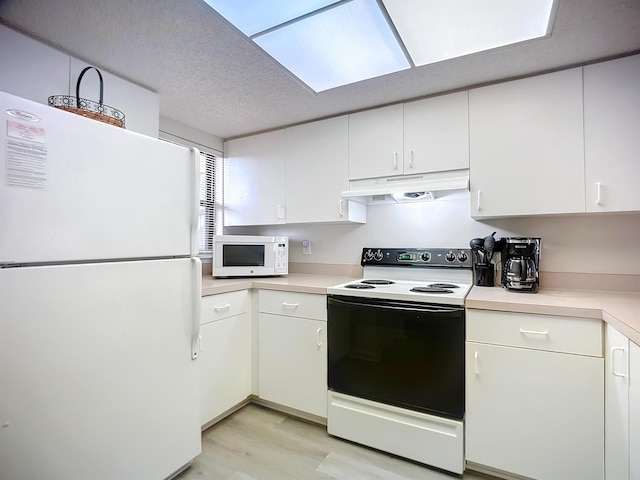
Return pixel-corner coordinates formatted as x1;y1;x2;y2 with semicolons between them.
198;151;223;255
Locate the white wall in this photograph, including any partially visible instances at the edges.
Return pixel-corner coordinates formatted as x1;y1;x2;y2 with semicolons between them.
227;195;640;275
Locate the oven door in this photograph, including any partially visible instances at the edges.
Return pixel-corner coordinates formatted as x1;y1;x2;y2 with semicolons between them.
327;294;465;419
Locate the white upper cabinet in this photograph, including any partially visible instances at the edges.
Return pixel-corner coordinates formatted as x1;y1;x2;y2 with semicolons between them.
584;54;640;213
403;91;469;174
469;68;585;217
348;104;404;180
286;116;365;224
224;130;287;226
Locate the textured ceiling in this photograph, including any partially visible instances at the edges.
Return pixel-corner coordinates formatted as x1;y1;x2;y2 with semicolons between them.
1;0;639;140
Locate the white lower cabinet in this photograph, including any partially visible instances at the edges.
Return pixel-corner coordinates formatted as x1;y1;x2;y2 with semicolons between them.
199;290;252;427
258;290;327;418
605;324;630;480
630;340;640;479
465;309;604;480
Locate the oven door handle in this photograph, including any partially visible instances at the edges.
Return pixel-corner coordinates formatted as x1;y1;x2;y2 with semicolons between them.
327;296;462;314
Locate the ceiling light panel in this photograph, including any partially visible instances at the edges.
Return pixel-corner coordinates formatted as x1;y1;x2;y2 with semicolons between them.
253;0;410;92
383;0;556;66
203;0;341;36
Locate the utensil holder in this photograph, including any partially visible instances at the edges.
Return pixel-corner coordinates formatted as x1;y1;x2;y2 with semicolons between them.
474;263;495;287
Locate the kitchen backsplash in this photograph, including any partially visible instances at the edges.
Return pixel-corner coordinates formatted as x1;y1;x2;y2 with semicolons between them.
226;195;640;290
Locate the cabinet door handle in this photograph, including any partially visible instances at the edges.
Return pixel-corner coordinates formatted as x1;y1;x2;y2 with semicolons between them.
316;327;323;347
596;182;602;205
408;149;414;168
277;204;285;220
393;152;398;170
474;351;479;375
519;328;548;336
339;199;345;217
282;302;299;309
214;304;231;312
610;347;627;378
477;190;482;210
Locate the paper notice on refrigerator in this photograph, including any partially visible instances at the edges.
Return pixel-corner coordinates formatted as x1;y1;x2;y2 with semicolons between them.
5;137;48;190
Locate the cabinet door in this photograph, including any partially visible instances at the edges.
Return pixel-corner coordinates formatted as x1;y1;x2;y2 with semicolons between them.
224;130;286;226
466;342;604;480
469;68;585;217
199;313;252;426
348;104;404;180
403;91;469;174
630;341;640;480
605;324;630;480
584;54;640;212
286;116;364;224
258;313;327;418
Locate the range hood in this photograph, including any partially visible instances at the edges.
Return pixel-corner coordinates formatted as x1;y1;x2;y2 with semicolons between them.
342;170;470;205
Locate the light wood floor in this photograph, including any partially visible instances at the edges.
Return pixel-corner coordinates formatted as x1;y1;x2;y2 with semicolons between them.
178;403;495;480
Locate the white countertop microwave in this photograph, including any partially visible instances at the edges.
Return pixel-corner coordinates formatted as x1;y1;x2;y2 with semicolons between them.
212;235;288;277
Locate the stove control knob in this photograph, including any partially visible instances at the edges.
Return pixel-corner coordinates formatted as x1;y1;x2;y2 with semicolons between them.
445;251;456;262
373;249;384;261
363;249;374;262
421;252;431;262
457;252;468;263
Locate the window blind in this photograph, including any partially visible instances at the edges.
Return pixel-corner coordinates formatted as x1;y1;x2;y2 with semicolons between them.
198;151;222;254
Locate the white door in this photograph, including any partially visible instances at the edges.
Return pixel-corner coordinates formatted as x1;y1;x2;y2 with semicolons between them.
224;130;287;226
348;104;404;180
630;341;640;480
0;259;201;480
466;342;604;480
584;54;640;212
605;324;630;480
404;91;469;174
469;68;585;217
0;92;197;263
258;313;327;417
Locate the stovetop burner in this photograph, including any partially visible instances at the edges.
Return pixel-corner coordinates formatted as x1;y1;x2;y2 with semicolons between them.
361;279;395;285
428;283;459;289
344;284;376;289
410;287;455;294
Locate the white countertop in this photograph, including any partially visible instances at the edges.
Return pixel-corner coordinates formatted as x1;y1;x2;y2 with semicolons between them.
467;286;640;346
201;273;640;346
201;273;359;297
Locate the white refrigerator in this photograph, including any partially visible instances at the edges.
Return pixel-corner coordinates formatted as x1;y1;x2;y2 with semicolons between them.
0;92;202;480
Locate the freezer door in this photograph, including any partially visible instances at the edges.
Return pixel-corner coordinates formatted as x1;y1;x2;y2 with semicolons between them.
0;92;198;264
0;259;201;480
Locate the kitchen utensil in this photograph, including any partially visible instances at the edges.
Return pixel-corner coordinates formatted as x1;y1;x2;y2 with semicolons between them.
483;232;496;263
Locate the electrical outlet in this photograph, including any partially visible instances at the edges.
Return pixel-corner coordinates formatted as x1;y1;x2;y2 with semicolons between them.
302;239;311;255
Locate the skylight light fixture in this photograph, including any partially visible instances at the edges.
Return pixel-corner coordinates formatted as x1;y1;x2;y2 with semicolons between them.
383;0;557;67
202;0;557;93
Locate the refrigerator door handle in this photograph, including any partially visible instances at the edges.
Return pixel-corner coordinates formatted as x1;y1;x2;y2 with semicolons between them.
190;148;201;257
191;257;202;360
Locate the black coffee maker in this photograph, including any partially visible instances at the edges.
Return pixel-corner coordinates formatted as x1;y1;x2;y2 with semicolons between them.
500;238;541;293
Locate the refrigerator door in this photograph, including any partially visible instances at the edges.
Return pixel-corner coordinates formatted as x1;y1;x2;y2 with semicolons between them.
0;92;199;264
0;259;201;480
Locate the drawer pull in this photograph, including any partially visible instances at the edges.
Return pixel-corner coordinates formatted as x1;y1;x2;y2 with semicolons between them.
610;347;627;378
316;327;323;347
214;304;231;312
519;328;548;336
282;302;299;309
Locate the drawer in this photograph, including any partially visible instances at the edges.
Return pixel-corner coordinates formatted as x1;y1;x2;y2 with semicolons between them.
466;309;603;357
201;290;250;324
258;290;326;321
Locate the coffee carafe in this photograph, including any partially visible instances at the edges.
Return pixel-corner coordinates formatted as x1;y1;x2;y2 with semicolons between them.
501;238;540;293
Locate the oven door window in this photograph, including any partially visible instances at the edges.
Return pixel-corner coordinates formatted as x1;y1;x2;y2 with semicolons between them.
327;295;465;419
222;244;265;267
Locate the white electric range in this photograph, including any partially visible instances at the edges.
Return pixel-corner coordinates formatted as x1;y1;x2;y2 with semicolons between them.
326;247;473;475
